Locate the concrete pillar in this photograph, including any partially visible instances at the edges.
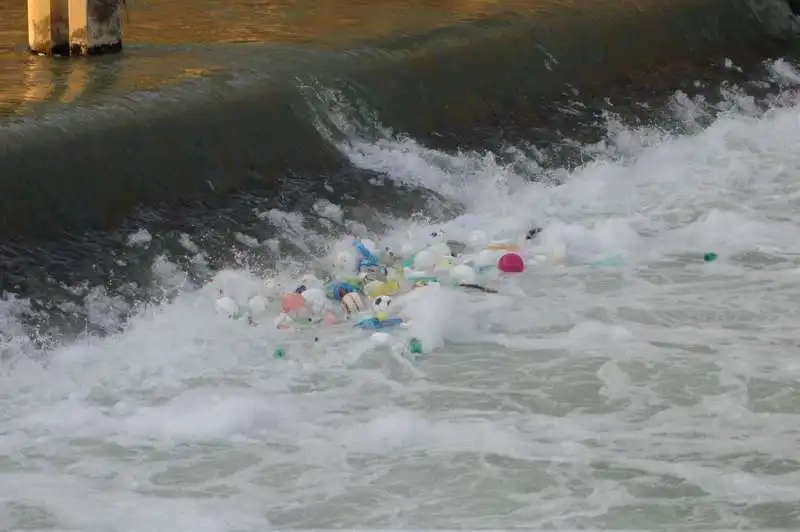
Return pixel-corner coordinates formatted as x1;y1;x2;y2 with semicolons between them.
68;0;123;56
27;0;70;55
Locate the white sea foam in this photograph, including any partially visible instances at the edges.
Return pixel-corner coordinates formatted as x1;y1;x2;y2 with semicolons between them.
2;61;800;530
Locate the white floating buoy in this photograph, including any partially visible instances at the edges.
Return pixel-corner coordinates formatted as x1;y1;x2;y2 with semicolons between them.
336;250;355;270
247;295;268;317
413;249;436;270
474;249;499;269
373;295;393;313
430;242;452;258
301;287;326;311
215;296;240;318
451;264;476;284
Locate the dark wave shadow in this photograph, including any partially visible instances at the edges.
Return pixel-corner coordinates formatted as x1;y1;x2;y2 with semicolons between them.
0;0;797;240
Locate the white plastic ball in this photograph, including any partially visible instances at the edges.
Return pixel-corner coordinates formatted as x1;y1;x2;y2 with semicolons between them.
373;295;393;312
413;249;436;270
430;242;452;257
214;296;239;318
301;287;325;311
336;251;355;269
247;295;268;316
475;249;499;268
451;264;476;284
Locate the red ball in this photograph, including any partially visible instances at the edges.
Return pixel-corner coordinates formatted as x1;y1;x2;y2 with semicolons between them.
497;252;524;273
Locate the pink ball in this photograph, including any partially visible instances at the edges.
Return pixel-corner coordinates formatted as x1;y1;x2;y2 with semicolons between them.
281;292;306;313
497;252;524;273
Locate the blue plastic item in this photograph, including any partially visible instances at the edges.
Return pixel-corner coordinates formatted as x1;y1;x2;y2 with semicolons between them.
353;239;379;271
353;317;404;330
325;281;358;300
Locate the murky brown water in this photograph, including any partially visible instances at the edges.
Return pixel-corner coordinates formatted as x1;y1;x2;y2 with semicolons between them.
118;0;508;45
1;0;688;116
0;0;513;115
0;0;796;122
6;0;673;49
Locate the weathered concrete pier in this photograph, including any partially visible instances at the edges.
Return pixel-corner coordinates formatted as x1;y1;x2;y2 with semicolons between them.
27;0;123;56
27;0;69;55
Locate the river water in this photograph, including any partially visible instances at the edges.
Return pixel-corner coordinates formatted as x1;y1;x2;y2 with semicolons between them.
2;1;800;531
1;58;800;529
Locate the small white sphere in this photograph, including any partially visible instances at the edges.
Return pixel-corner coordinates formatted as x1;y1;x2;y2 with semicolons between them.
475;249;499;268
451;264;476;284
373;295;393;312
413;249;436;270
336;250;355;269
430;242;451;257
301;287;325;311
215;296;239;318
247;295;268;316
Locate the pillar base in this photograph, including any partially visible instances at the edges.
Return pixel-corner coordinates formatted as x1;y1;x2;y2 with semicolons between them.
68;0;124;57
29;42;71;56
27;0;69;56
69;40;123;56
